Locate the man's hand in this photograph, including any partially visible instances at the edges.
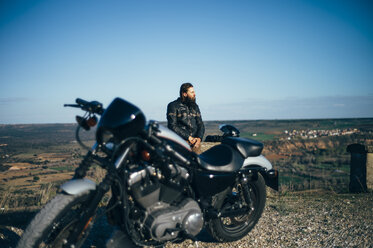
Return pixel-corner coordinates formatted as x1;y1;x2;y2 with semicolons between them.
194;138;201;149
188;136;200;145
188;136;201;151
189;137;201;154
188;136;196;145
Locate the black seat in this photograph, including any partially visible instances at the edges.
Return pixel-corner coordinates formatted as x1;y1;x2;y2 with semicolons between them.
222;137;263;158
197;144;244;172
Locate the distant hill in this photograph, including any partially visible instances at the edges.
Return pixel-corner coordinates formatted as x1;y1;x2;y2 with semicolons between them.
203;118;373;136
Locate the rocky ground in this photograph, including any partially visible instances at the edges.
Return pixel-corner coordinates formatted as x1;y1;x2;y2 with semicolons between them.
1;190;372;248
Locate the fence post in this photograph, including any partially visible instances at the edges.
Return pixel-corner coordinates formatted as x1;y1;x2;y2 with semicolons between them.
346;144;367;193
367;145;373;191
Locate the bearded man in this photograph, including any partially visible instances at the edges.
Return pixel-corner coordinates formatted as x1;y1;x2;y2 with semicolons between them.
167;82;205;153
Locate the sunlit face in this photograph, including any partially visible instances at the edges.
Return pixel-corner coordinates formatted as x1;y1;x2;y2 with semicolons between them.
183;87;196;101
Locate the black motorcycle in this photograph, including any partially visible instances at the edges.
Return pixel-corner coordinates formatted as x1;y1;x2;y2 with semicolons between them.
17;97;278;248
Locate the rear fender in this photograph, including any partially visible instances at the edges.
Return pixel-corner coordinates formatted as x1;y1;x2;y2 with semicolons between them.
242;155;279;191
60;178;97;195
243;155;272;170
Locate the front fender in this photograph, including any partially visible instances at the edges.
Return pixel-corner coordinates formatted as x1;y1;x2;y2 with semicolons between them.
60;178;97;195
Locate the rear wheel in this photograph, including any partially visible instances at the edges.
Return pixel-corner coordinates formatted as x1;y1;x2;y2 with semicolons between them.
17;191;95;248
207;173;266;242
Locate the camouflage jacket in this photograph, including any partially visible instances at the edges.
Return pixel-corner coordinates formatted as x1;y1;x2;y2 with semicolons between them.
166;98;205;141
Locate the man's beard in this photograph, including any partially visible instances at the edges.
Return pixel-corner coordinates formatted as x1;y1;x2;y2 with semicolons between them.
183;96;197;107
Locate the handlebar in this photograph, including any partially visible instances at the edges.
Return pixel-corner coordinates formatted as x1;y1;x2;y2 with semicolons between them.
64;98;105;115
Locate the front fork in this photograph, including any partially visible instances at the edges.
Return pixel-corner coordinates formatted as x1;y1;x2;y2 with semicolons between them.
62;149;116;247
63;177;112;247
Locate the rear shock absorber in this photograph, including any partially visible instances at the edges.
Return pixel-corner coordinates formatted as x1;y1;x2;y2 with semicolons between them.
241;174;254;211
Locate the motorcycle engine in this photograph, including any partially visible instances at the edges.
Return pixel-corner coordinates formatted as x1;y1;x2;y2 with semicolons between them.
128;165;203;242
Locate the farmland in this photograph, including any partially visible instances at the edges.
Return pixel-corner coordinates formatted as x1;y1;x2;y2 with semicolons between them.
0;118;372;209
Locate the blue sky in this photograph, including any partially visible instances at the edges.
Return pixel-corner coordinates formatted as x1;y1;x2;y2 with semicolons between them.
0;0;372;124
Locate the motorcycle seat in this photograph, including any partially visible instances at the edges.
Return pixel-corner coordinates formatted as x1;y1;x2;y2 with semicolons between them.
197;144;244;172
222;137;263;158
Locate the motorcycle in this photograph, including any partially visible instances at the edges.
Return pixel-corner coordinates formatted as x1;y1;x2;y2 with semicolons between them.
17;97;278;248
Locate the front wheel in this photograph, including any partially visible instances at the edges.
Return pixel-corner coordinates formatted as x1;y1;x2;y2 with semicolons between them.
17;191;95;248
207;173;266;242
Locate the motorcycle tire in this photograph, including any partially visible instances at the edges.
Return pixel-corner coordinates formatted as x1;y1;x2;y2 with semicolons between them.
207;173;266;242
17;191;94;248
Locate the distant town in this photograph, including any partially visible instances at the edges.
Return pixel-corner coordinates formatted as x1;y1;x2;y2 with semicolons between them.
283;128;359;140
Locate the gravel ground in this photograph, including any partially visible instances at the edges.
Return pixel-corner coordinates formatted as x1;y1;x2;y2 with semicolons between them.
166;190;373;248
1;190;372;247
